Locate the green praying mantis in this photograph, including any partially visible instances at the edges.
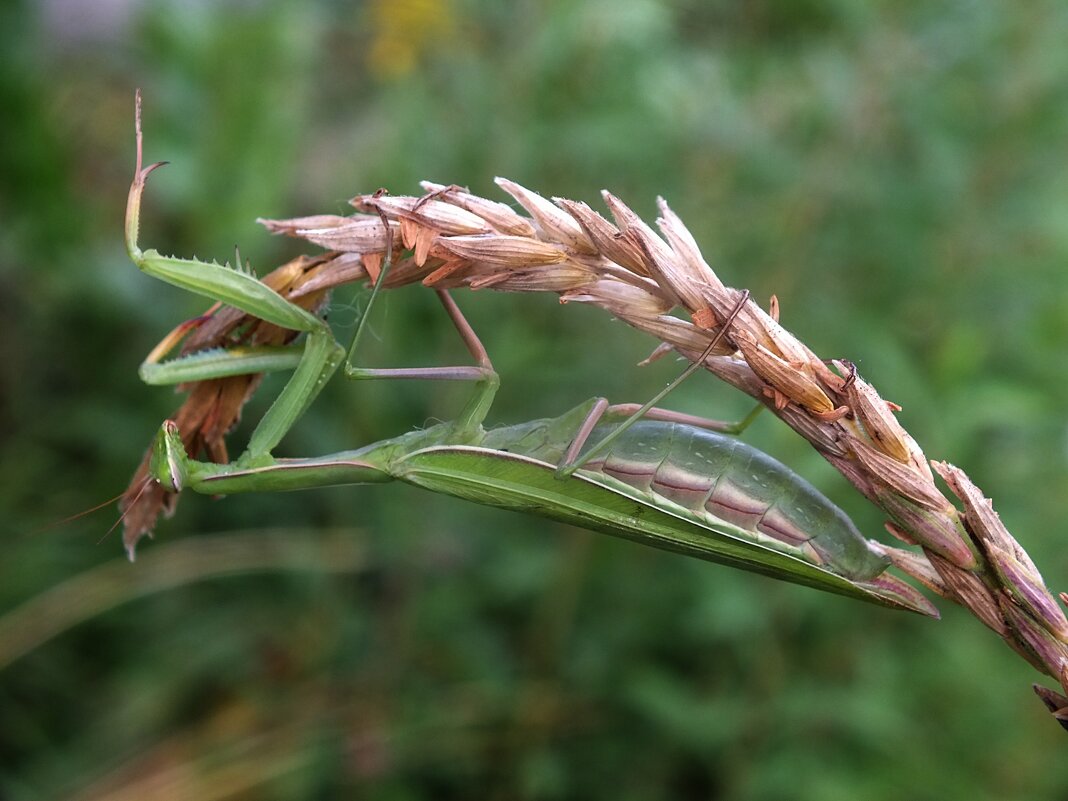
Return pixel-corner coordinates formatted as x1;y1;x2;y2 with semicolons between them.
121;98;936;618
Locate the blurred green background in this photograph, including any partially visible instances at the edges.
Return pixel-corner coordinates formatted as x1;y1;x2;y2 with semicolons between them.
3;0;1068;798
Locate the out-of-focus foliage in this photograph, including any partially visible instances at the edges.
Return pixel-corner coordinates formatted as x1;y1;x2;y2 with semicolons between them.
2;0;1067;798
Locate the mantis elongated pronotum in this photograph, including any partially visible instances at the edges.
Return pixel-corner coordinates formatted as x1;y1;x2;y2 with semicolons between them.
122;95;935;617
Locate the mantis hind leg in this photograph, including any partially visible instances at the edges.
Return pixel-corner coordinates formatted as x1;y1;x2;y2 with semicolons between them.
599;402;765;436
555;399;765;478
555;290;757;478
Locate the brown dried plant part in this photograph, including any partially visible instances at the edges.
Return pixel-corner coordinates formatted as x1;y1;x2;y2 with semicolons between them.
259;179;1066;728
1034;683;1068;732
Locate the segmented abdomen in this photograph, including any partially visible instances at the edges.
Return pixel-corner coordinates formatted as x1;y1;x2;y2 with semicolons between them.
579;421;887;580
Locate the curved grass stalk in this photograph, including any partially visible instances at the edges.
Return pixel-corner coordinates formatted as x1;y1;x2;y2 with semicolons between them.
259;177;1068;728
0;529;367;670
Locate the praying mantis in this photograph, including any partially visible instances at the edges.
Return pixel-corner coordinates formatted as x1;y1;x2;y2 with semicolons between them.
121;96;935;618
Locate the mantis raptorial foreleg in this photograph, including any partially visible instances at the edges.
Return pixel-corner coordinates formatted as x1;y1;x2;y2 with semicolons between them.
130;90;501;476
126;93;344;463
137;312;305;385
128;103;506;511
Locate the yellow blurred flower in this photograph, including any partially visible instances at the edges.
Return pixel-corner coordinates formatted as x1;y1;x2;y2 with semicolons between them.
368;0;454;79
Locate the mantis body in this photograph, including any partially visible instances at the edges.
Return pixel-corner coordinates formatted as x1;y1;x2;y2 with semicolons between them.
124;97;934;617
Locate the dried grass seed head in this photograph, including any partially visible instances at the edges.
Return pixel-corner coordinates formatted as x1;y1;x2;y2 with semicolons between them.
356;194;491;235
654;197;733;317
495;177;596;254
467;262;600;292
561;277;674;318
439;234;569;267
258;214;353;234
999;600;1068;678
733;329;837;415
554;198;650;275
932;461;1068;641
420;181;538;237
877;492;976;569
261;215;397;253
844;373;913;463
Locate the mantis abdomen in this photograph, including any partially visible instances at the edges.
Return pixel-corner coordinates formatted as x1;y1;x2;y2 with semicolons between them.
480;416;888;581
588;422;886;580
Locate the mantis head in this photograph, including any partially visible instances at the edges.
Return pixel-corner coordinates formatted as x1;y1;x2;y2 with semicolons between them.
150;421;188;493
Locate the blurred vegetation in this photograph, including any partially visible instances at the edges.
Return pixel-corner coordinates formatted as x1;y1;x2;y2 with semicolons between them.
2;0;1067;798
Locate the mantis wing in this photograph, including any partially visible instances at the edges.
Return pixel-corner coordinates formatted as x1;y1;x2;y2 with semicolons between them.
394;446;937;616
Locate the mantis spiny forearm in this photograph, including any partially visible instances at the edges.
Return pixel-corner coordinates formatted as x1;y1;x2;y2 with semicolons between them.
125;96;345;463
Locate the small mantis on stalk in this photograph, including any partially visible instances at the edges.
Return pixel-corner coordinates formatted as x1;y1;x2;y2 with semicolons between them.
121;94;934;617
